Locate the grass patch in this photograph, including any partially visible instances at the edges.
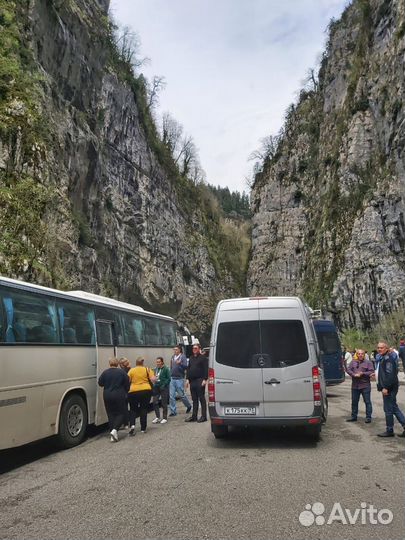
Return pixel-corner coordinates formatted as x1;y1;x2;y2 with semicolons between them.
0;175;52;275
342;310;405;351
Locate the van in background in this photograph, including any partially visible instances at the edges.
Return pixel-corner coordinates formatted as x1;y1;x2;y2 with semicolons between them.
208;297;328;441
313;319;345;386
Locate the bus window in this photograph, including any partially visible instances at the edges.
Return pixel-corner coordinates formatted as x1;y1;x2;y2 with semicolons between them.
95;308;123;345
144;317;161;346
96;320;113;346
121;312;145;346
2;290;59;344
0;297;4;342
317;332;340;354
57;301;95;345
160;321;176;346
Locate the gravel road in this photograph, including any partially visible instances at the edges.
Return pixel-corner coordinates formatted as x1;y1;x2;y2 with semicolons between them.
0;380;404;540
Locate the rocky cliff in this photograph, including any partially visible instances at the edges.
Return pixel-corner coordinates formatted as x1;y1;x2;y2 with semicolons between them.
0;0;247;339
248;0;405;331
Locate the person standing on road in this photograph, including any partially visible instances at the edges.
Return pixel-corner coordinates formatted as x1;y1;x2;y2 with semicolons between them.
375;342;405;438
119;357;131;373
185;343;208;423
346;349;374;423
127;357;156;435
169;345;192;417
98;357;130;442
119;357;131;427
343;346;353;372
152;357;171;424
399;339;405;376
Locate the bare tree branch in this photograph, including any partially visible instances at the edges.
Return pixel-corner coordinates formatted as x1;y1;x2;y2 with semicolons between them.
160;113;205;184
248;134;281;163
147;76;166;110
113;25;150;71
161;112;183;155
174;134;194;168
301;67;319;92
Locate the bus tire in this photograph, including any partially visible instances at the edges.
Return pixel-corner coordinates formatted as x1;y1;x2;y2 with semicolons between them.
212;425;228;439
57;393;88;448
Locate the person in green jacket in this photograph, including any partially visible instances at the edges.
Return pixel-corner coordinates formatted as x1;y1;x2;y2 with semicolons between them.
152;357;171;424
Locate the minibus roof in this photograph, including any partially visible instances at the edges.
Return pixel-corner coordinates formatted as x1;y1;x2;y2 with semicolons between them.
217;296;304;311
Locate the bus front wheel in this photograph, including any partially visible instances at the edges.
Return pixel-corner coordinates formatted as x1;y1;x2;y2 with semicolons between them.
57;394;88;448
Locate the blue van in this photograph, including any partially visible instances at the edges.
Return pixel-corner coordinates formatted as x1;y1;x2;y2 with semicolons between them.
313;319;345;385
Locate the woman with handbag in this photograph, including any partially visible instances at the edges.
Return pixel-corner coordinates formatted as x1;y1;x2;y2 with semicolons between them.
127;357;156;435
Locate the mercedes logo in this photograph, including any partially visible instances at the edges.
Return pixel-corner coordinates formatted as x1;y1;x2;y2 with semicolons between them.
257;356;265;367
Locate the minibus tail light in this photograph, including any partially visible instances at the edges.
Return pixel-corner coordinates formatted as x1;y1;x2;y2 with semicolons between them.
312;366;321;406
208;368;215;403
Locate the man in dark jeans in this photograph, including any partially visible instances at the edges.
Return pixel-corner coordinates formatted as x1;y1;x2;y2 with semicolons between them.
346;349;374;423
399;338;405;376
152;357;171;424
376;341;405;438
185;343;208;423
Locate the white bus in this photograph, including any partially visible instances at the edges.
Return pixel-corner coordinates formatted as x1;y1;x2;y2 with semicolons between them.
0;276;179;450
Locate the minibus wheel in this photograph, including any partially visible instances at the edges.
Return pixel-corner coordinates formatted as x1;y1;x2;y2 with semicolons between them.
57;393;88;448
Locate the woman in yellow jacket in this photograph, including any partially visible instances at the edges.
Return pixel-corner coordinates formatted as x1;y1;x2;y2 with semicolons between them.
127;357;156;435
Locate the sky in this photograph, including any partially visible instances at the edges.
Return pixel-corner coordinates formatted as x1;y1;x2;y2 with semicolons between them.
110;0;349;193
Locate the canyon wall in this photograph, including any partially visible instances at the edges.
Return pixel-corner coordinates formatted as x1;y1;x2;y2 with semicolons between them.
248;0;405;330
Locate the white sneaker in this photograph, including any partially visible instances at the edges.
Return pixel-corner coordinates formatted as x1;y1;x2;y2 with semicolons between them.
160;419;167;424
152;418;161;424
110;429;118;442
141;430;146;433
110;436;115;442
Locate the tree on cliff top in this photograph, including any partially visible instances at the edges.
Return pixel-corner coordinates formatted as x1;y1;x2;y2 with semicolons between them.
113;25;150;71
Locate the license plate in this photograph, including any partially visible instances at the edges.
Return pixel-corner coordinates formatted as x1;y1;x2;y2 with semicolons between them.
224;406;256;415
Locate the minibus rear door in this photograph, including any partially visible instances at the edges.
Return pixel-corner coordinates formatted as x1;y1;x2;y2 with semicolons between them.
214;305;264;417
259;315;314;417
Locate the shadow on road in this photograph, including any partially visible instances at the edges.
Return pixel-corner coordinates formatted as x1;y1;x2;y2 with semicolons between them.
0;424;107;475
208;426;321;450
0;405;158;475
0;438;60;475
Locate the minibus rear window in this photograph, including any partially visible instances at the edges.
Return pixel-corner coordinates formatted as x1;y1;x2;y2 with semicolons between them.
316;332;340;354
216;321;260;368
260;320;308;367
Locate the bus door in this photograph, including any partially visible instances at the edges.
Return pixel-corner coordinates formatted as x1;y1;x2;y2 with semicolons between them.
95;319;118;425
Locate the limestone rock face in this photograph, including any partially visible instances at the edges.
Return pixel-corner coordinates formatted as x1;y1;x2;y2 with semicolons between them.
248;0;405;330
0;0;242;339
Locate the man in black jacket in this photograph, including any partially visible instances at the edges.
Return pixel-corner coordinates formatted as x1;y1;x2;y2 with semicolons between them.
185;343;208;423
376;342;405;438
399;339;405;375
